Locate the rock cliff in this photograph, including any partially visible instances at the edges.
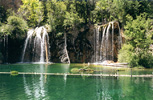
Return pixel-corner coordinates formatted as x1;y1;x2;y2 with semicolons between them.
0;0;22;11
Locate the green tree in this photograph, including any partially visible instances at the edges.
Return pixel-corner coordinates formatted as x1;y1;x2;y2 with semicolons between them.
46;0;66;31
124;13;152;49
18;0;44;27
63;9;82;29
63;0;82;63
0;16;28;38
119;13;153;68
109;0;128;24
94;0;110;23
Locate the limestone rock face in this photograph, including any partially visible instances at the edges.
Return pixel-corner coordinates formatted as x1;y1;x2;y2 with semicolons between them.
0;0;22;11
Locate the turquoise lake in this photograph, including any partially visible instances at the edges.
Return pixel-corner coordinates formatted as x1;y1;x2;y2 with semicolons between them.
0;64;153;100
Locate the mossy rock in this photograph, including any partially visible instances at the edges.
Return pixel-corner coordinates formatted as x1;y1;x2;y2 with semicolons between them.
79;68;94;74
71;68;79;73
10;71;18;76
84;70;94;74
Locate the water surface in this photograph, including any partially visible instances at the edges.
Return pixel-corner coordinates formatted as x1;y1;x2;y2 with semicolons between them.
0;63;152;75
0;64;153;100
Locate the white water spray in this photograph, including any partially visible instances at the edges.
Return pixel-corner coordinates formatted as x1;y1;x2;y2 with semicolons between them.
94;21;122;62
100;26;106;61
21;26;50;63
95;26;100;62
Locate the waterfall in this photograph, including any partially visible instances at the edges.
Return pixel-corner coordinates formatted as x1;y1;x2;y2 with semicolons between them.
21;26;50;63
100;26;106;61
117;23;122;49
95;26;100;62
21;29;34;62
111;22;114;60
105;23;111;60
94;21;122;63
94;29;96;62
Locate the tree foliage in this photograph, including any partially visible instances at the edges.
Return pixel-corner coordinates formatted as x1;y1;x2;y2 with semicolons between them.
118;44;139;67
0;16;28;38
46;0;66;31
18;0;44;27
124;13;153;50
46;0;82;32
119;14;153;68
0;0;153;66
93;0;153;26
63;1;83;30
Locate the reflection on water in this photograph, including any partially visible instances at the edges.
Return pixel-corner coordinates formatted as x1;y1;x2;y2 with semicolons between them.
0;64;153;100
63;64;70;85
23;64;46;99
22;64;70;100
0;74;153;100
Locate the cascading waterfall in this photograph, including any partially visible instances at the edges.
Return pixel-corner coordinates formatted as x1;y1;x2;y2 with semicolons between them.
95;26;100;62
100;26;106;61
21;26;50;63
21;29;34;62
112;22;114;60
94;21;122;63
105;23;111;60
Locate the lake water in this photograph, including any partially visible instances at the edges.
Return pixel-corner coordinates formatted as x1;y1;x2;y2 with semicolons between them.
0;64;153;100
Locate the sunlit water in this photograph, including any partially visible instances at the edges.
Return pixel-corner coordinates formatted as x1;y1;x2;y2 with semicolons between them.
0;63;152;75
0;64;153;100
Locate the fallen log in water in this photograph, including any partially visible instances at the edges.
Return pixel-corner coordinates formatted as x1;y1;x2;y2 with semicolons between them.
0;72;153;77
94;63;129;68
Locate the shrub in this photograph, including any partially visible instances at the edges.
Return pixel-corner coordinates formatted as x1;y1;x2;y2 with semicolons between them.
118;44;153;68
120;14;153;68
118;44;139;67
138;52;153;68
0;24;10;37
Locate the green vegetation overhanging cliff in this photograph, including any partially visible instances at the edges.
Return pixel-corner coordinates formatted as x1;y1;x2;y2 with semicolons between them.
0;0;153;68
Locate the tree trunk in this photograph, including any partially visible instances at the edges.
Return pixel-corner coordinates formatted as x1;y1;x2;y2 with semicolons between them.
64;32;70;64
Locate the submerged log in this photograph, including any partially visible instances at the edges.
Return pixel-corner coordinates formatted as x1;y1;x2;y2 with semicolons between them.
0;72;153;77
